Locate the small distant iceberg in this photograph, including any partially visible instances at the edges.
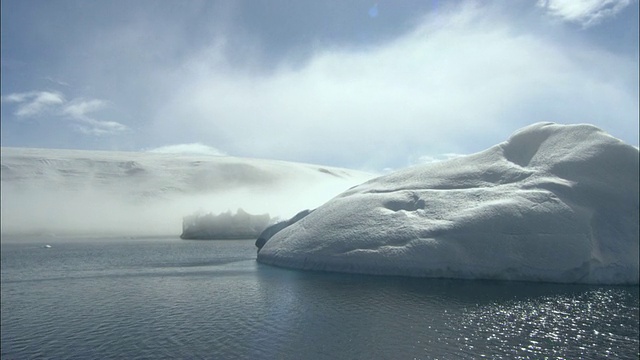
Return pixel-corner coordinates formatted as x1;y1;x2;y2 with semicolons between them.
44;244;52;249
181;208;273;240
257;123;640;285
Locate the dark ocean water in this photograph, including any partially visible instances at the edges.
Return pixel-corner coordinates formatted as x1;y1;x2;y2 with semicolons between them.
1;237;638;359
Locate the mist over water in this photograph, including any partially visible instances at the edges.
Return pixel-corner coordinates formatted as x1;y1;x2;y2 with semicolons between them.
0;148;373;237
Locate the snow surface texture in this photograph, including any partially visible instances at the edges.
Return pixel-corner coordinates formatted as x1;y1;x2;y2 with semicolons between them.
255;209;313;249
0;148;373;237
258;123;639;284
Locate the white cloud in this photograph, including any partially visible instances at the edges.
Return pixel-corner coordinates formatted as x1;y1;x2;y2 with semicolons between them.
151;3;637;169
537;0;634;27
44;76;71;87
62;99;128;135
1;93;30;103
147;143;226;156
2;91;128;136
72;118;129;136
1;91;65;117
3;2;635;170
62;99;108;119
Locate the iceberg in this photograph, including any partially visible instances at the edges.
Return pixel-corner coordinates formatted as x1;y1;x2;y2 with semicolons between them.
255;209;313;249
257;123;639;284
181;208;272;240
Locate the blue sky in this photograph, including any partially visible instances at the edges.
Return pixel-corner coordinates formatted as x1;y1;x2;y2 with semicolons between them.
1;0;638;171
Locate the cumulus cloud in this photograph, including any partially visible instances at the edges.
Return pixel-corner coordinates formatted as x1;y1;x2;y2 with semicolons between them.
537;0;634;27
1;91;65;117
147;143;226;156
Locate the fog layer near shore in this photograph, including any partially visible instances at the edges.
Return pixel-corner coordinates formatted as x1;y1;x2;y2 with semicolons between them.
1;147;373;237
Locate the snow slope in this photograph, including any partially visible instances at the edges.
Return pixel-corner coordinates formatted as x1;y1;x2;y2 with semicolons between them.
0;148;374;237
257;123;639;284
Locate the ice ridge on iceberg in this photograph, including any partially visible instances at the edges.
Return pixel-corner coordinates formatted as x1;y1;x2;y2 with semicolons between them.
255;209;313;249
257;123;639;284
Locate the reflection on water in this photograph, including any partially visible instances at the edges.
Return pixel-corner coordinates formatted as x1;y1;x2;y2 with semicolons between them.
1;237;638;359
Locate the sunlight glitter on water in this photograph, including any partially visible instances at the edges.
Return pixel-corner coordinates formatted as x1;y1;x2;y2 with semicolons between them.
1;238;638;359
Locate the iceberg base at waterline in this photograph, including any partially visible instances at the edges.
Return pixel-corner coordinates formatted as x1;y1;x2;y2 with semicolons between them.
257;123;639;284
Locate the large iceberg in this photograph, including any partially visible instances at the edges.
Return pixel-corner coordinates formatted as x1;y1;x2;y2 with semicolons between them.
257;123;639;284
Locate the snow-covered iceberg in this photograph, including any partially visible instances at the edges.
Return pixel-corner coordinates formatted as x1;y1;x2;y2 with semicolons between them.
255;209;313;249
257;123;639;284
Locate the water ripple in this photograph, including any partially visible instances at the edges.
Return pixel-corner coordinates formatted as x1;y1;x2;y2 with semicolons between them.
2;239;638;359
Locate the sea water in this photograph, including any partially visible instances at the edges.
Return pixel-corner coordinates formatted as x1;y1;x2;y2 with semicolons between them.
1;237;638;359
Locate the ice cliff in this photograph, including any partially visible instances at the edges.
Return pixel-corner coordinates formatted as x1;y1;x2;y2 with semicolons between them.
257;123;639;284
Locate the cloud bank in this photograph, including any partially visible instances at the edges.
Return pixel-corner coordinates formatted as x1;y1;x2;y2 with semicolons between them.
1;1;637;171
0;147;373;237
149;2;638;170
